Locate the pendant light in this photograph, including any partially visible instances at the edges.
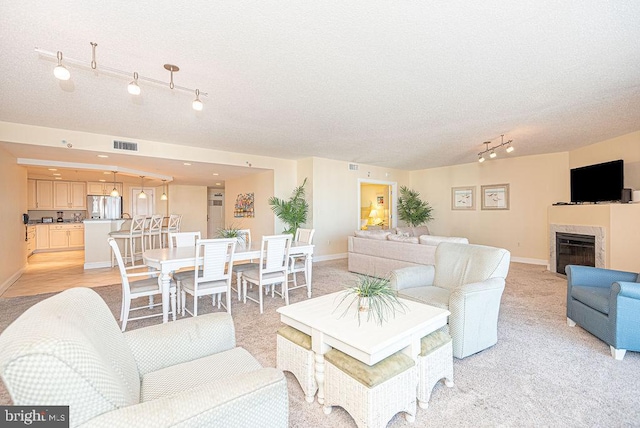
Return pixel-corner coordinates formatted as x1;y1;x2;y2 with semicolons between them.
127;72;141;95
160;179;168;201
192;89;203;111
53;51;70;80
110;171;120;197
138;176;147;199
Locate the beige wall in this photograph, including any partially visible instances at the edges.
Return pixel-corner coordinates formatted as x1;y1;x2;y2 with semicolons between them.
410;152;569;263
0;147;28;294
167;185;208;236
224;170;275;240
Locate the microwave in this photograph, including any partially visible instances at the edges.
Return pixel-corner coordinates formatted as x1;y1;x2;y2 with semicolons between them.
41;217;54;223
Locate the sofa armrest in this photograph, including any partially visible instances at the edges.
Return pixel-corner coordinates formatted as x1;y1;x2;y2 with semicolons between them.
613;281;640;300
82;368;288;428
124;312;236;376
566;265;637;289
390;265;435;291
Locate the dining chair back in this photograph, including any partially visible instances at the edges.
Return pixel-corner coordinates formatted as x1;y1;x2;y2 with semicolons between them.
180;238;237;317
289;228;315;298
145;214;163;250
168;231;202;248
161;214;182;247
109;215;146;266
108;237;168;331
242;234;293;313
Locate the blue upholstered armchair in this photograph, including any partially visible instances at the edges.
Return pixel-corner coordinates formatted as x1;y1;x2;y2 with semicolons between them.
566;265;640;360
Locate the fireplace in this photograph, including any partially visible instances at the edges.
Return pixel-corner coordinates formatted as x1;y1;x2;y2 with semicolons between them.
549;224;605;274
555;232;595;275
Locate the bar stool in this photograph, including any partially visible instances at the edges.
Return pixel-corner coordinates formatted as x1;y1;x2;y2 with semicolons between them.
109;215;145;267
144;214;163;250
161;214;181;248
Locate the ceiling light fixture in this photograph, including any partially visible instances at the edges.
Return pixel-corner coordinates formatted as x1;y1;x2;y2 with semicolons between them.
160;179;168;201
128;72;141;95
192;89;203;111
138;176;147;199
53;51;70;80
35;43;207;110
477;134;514;163
110;171;120;197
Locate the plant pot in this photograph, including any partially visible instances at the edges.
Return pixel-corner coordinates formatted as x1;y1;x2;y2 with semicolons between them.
358;297;369;313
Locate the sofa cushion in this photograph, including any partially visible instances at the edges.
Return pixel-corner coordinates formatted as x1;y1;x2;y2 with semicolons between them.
419;235;469;246
354;230;391;240
387;234;420;244
141;347;262;401
398;286;451;309
571;285;610;315
396;226;430;237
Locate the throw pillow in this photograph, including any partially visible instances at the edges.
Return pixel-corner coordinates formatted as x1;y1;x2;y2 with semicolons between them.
395;226;431;237
387;234;420;244
354;230;391;240
419;235;469;246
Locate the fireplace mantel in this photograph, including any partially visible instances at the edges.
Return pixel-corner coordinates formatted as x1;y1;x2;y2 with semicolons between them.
548;204;640;273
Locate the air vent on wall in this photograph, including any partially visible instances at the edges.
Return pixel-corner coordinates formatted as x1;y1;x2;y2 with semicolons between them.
348;163;359;171
113;140;138;151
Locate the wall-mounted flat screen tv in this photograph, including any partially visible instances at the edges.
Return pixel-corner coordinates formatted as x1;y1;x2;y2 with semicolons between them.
570;159;624;203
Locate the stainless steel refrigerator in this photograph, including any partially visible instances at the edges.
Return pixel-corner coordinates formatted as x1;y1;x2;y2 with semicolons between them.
87;195;123;219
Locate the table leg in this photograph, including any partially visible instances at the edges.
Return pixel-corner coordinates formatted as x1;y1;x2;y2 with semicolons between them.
315;352;325;405
161;271;172;323
306;253;313;298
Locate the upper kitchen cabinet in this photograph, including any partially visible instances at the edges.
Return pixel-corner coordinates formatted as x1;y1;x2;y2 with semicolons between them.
35;180;54;210
27;179;37;210
87;181;123;196
54;181;87;210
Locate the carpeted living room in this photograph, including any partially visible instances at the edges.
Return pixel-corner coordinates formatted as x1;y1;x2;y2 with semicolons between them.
1;259;639;426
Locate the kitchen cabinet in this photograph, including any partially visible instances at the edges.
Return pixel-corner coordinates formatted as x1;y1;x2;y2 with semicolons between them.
54;181;87;210
26;225;36;256
48;224;85;250
87;181;123;196
27;179;37;210
36;225;50;250
35;180;54;210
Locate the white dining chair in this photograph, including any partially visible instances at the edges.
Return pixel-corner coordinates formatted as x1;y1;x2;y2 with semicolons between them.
168;231;202;312
288;228;315;298
108;237;175;331
242;234;292;314
144;214;163;250
109;215;145;267
180;238;237;317
231;229;257;301
161;214;182;247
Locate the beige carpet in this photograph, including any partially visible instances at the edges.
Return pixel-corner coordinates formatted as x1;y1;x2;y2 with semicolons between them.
1;260;639;427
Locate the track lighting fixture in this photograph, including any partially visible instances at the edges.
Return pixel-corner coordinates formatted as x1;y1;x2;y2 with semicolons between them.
477;135;514;163
127;72;141;95
36;42;207;110
53;51;70;81
192;89;203;111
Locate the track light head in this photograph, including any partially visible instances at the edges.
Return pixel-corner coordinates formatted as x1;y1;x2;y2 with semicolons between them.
192;89;203;111
489;150;497;159
53;51;70;80
127;72;140;95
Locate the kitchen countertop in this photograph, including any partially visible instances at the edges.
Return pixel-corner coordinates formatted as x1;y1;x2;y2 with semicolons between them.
29;221;85;225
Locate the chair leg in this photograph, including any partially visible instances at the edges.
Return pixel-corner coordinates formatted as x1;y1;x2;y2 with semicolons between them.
194;293;198;317
181;290;186;316
242;278;247;303
610;346;626;360
259;284;264;314
283;281;289;306
226;291;232;315
121;298;131;332
236;273;242;301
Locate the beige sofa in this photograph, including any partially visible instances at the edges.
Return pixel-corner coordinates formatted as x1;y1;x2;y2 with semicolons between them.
347;227;469;278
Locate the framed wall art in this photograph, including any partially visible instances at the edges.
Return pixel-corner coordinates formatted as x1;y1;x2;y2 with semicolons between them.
451;186;476;210
234;192;255;218
481;184;510;210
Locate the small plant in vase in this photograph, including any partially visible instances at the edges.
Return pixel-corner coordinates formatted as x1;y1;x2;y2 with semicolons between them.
217;223;248;245
335;274;407;326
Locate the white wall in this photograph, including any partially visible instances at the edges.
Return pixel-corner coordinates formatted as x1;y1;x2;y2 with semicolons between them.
167;185;208;236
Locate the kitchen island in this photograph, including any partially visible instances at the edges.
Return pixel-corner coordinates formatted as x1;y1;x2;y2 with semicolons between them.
83;219;127;269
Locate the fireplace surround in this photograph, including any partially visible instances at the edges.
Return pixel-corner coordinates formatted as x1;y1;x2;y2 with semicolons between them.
549;224;605;274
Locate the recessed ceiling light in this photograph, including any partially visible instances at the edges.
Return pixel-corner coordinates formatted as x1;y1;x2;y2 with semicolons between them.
216;182;221;185
103;171;111;174
55;177;62;180
183;162;192;166
48;168;57;171
99;179;106;182
52;173;61;176
212;173;219;176
97;155;109;158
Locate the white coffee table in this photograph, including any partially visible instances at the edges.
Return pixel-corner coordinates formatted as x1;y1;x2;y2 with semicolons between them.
277;291;450;405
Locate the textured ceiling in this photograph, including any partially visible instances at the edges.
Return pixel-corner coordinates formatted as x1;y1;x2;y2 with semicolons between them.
1;1;640;181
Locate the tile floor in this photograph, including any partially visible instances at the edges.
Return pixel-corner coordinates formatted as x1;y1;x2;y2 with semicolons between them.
2;251;121;298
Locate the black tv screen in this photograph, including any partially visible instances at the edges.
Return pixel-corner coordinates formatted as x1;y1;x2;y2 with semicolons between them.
570;159;624;203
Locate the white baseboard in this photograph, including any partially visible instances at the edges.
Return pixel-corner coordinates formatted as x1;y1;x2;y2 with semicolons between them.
313;253;347;263
84;261;113;270
511;256;548;267
0;266;26;296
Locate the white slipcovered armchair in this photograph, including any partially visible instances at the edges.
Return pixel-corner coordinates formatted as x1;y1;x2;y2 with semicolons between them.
0;288;288;428
390;242;510;359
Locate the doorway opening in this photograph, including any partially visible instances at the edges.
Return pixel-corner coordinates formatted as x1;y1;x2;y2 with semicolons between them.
358;179;397;231
207;189;225;238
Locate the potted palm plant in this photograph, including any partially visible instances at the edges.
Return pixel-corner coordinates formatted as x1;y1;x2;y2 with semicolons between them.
268;178;309;236
397;185;433;226
335;274;407;326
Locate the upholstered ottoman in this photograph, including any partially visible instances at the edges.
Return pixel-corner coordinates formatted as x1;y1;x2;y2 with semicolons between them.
276;326;317;403
417;329;454;408
322;348;417;428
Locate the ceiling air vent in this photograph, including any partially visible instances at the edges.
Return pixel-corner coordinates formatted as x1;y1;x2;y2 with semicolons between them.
348;163;359;171
113;140;138;151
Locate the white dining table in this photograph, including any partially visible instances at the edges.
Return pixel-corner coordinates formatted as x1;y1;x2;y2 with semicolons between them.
143;241;315;323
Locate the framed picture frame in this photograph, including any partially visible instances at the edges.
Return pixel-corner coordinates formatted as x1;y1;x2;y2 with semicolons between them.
481;184;510;210
451;186;476;210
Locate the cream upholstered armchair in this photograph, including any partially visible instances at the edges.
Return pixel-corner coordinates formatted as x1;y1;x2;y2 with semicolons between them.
0;288;288;428
390;242;511;359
